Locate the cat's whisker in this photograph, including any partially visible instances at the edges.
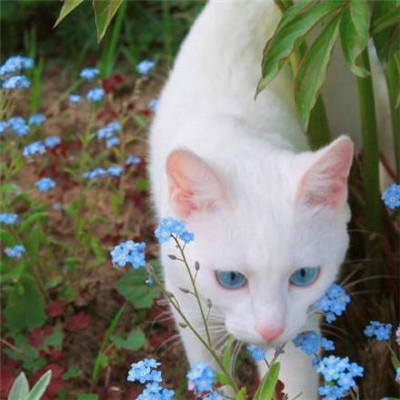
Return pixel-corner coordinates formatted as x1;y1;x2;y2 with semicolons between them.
319;327;347;342
343;274;397;289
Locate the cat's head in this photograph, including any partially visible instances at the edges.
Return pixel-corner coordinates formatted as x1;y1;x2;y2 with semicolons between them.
165;136;354;347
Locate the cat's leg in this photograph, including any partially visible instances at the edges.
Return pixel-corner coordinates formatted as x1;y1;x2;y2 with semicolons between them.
257;342;319;400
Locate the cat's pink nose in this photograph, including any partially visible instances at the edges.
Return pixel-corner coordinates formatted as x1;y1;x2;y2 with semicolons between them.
256;326;284;342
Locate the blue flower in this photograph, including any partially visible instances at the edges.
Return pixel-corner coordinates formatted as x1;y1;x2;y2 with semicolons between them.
5;244;25;259
127;358;161;384
28;113;46;126
126;155;141;165
0;56;33;76
8;117;29;137
69;94;82;103
110;240;146;269
364;321;392;341
82;167;107;179
22;141;46;157
148;98;159;111
315;284;350;323
396;367;400;384
44;136;61;149
317;356;363;399
107;165;123;177
97;120;122;140
247;345;267;361
106;136;120;148
155;217;194;244
2;75;30;89
0;121;8;135
293;331;334;356
396;325;400;345
35;177;56;193
187;363;215;394
0;213;19;225
146;276;155;286
137;382;175;400
137;59;155;75
79;67;99;81
87;87;105;102
382;183;400;209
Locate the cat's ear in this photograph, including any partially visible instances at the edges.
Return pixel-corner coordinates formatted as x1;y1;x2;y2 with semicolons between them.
297;136;354;208
166;149;227;218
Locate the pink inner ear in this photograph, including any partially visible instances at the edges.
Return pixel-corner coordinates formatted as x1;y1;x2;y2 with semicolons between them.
166;150;225;218
298;136;354;207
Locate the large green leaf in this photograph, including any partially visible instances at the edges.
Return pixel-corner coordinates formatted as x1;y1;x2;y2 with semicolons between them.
54;0;85;27
372;5;400;35
112;330;146;350
92;0;124;42
25;370;52;400
4;279;46;332
295;13;342;129
253;362;281;400
348;0;370;45
340;8;369;77
257;0;344;94
234;387;248;400
116;269;160;309
8;373;29;400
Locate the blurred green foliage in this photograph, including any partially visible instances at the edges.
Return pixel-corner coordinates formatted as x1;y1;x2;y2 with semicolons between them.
0;0;204;69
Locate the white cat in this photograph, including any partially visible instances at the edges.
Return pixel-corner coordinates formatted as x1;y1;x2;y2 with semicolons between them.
149;1;370;398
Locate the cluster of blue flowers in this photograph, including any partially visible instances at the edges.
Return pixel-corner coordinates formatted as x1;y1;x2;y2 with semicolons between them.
292;330;335;356
1;114;46;137
0;213;19;225
0;56;33;90
364;321;392;341
82;165;123;179
79;67;99;81
22;141;46;157
187;363;215;394
87;87;105;102
382;183;400;210
69;94;82;103
315;284;351;323
127;358;174;400
35;177;56;193
137;59;155;75
318;356;364;399
44;136;61;149
246;345;267;361
96;120;122;149
5;244;26;259
125;155;141;166
110;240;146;269
155;217;195;244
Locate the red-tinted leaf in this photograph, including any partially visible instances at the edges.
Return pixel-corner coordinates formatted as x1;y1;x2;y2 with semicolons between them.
102;73;125;94
29;326;54;348
64;311;91;332
47;300;67;318
275;379;286;400
0;368;14;398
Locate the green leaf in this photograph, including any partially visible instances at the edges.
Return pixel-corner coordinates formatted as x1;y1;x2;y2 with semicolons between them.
340;8;369;77
8;372;30;400
372;1;400;61
112;330;146;350
257;0;344;94
234;387;248;400
135;177;149;191
92;0;124;42
295;13;342;129
62;366;82;380
348;0;370;45
372;5;400;35
253;362;281;400
25;370;52;400
20;211;47;232
77;395;99;400
4;279;46;332
54;0;85;27
92;353;108;383
116;269;160;309
222;335;234;371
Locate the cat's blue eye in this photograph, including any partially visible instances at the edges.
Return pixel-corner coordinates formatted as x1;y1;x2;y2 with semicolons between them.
216;271;247;289
289;267;320;287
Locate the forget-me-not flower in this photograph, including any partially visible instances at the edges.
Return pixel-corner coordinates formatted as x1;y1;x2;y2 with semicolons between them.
23;141;46;157
79;67;99;81
0;213;19;225
0;56;33;76
69;94;82;103
35;177;56;193
5;244;26;259
137;59;155;75
2;75;30;89
126;155;141;166
87;87;105;102
8;117;29;137
110;240;146;269
382;183;400;210
187;363;215;394
364;321;392;341
44;136;61;149
28;114;46;126
155;217;194;244
247;345;267;361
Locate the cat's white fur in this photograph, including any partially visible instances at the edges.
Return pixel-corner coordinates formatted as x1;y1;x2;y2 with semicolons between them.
148;1;380;397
